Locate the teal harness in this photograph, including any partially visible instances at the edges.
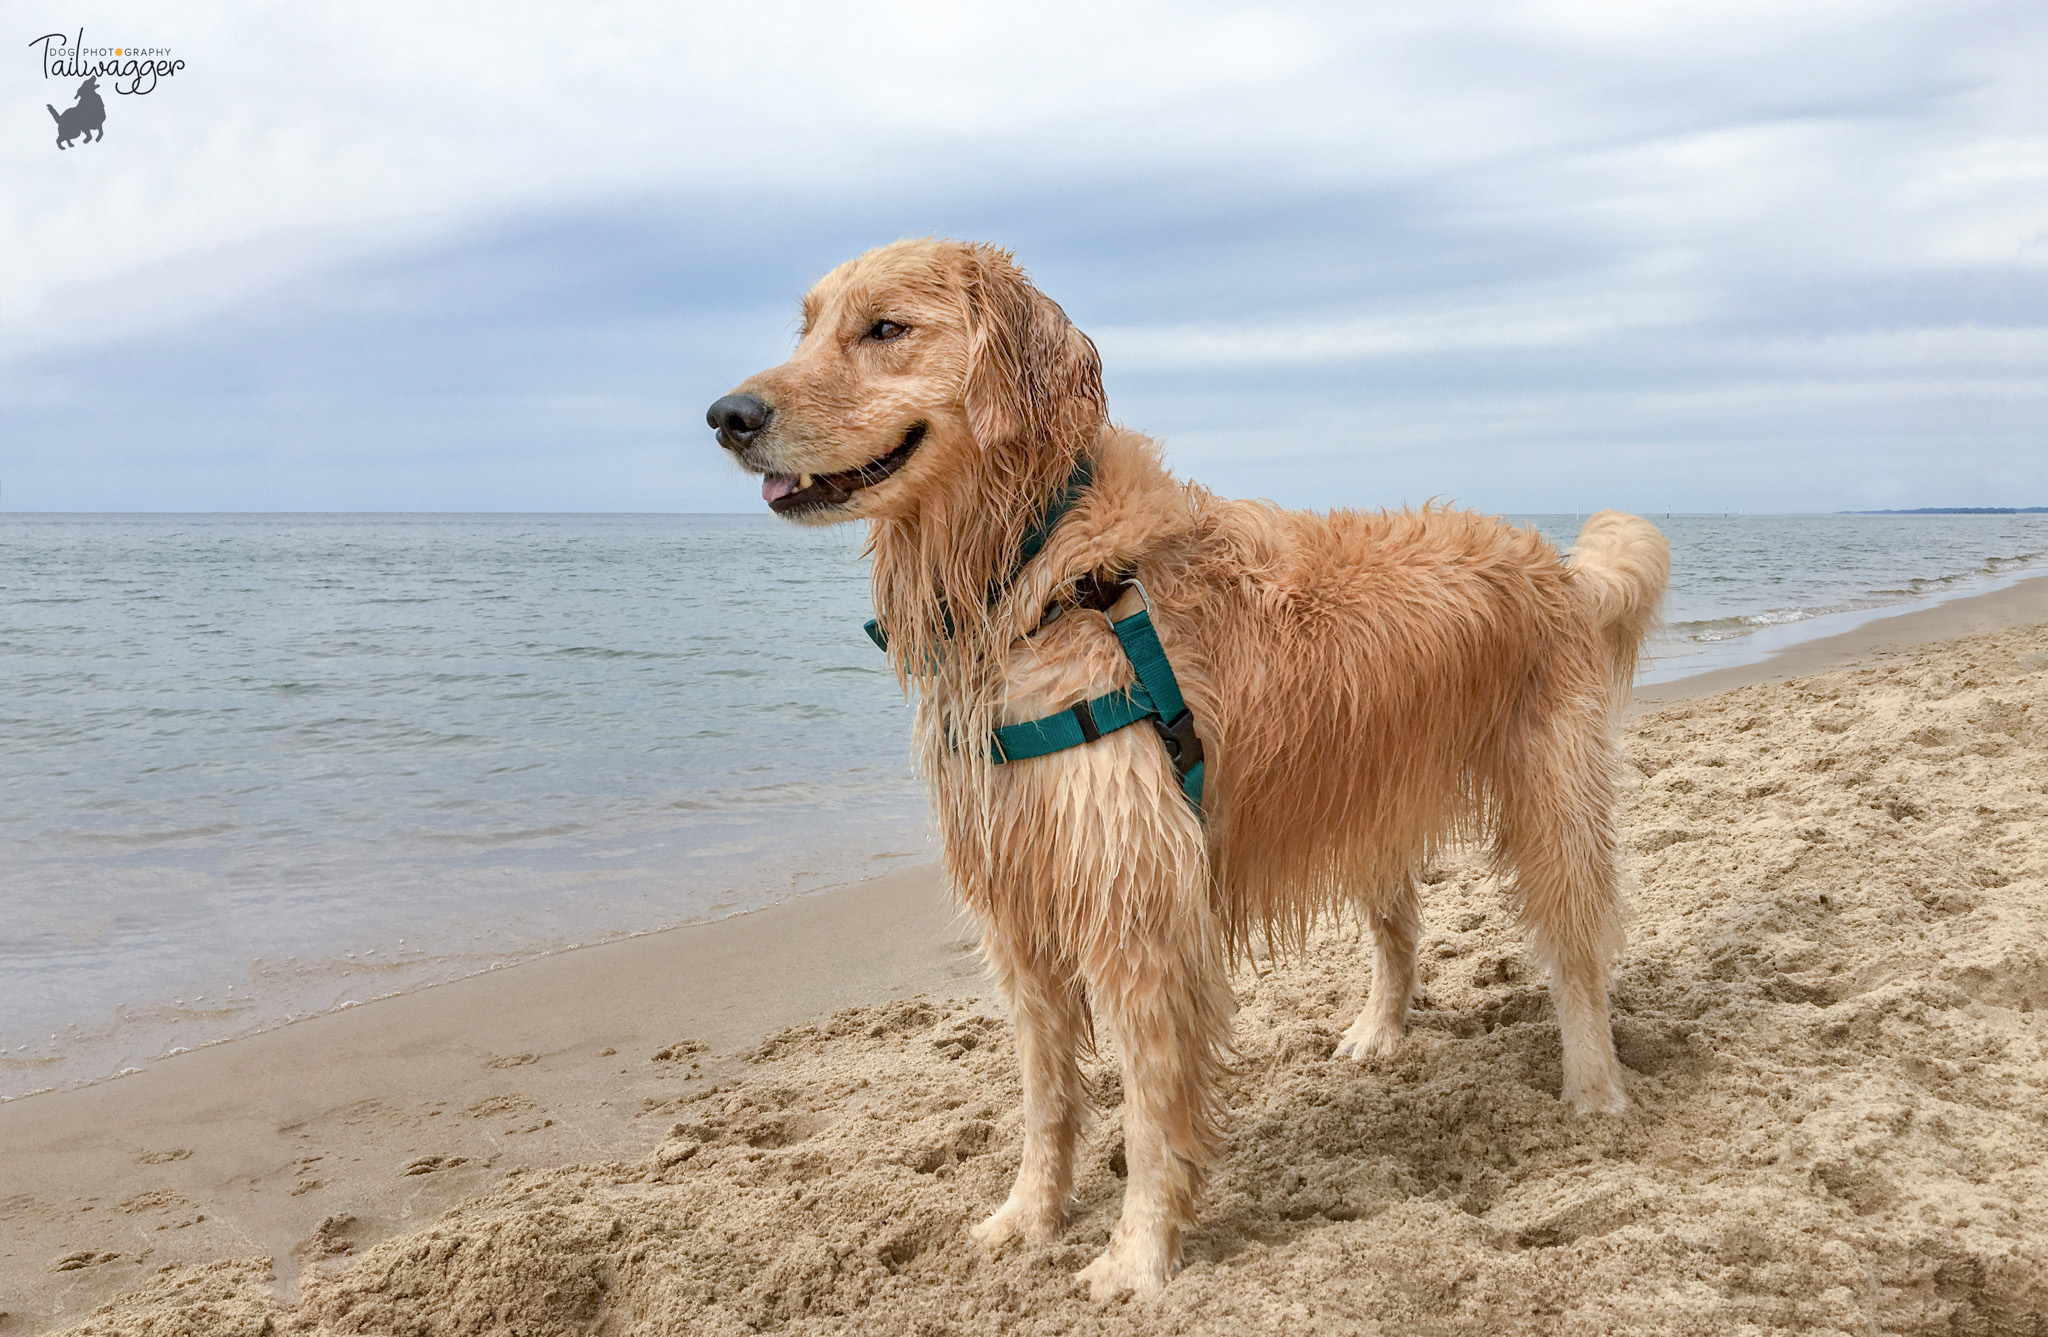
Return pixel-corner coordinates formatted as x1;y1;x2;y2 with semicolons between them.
862;459;1206;814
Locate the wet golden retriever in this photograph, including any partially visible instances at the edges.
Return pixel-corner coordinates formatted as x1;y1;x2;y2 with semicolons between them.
707;239;1669;1299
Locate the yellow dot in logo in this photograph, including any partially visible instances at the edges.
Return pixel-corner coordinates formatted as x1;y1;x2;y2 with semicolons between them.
115;48;122;55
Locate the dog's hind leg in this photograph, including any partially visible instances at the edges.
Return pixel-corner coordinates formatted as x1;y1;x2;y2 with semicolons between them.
1336;874;1422;1060
1492;703;1628;1115
972;937;1088;1248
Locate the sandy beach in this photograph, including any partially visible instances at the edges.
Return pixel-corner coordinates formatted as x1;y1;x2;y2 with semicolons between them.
6;576;2048;1335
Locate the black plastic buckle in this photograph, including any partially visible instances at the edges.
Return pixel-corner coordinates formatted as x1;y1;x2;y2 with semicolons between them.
1070;699;1101;743
1153;708;1203;779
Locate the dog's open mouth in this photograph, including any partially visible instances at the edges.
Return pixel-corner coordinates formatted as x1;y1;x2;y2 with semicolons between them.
761;423;927;515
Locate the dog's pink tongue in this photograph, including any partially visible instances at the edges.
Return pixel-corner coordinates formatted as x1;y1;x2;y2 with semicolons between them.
762;474;801;503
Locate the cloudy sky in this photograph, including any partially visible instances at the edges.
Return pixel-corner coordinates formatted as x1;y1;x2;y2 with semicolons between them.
4;1;2043;514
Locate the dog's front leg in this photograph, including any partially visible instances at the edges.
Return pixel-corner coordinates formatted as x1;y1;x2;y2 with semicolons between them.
1074;843;1231;1301
972;937;1087;1247
972;630;1227;1296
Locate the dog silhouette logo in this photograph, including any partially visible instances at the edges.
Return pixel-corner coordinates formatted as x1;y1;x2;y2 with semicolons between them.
49;75;106;148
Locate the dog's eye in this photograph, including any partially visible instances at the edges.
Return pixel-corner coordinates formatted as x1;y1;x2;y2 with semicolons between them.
865;320;909;342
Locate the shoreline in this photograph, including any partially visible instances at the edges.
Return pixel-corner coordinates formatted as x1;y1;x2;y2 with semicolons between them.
1636;568;2048;703
4;572;2047;1331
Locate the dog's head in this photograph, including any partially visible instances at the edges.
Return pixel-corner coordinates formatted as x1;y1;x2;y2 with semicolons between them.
707;239;1105;525
77;76;98;97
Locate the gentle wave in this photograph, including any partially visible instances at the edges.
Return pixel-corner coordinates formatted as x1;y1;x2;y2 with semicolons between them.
0;513;932;1098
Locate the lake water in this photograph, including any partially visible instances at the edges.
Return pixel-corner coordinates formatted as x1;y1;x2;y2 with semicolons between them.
4;509;2045;1097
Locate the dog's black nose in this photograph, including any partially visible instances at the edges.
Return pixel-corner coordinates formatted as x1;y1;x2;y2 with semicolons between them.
707;394;771;450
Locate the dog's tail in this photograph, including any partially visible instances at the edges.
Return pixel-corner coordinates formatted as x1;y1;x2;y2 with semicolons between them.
1566;510;1670;711
48;104;61;124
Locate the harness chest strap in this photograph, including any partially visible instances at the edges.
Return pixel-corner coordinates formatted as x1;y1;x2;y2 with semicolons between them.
987;598;1206;813
859;456;1206;814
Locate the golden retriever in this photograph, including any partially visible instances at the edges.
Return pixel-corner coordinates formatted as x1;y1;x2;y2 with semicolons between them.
707;239;1670;1300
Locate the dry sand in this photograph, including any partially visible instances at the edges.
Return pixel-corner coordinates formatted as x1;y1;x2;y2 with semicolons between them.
10;585;2048;1335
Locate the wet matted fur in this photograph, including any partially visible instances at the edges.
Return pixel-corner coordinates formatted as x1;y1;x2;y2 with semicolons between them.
708;239;1671;1300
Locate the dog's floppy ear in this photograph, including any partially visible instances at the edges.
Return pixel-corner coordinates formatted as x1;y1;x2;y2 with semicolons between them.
960;247;1106;455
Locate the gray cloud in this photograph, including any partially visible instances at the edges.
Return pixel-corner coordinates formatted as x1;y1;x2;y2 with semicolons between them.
3;1;2043;511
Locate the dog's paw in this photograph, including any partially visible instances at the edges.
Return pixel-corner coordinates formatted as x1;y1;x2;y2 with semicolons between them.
1564;1078;1627;1116
1076;1237;1174;1302
1334;1011;1404;1061
971;1193;1063;1249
